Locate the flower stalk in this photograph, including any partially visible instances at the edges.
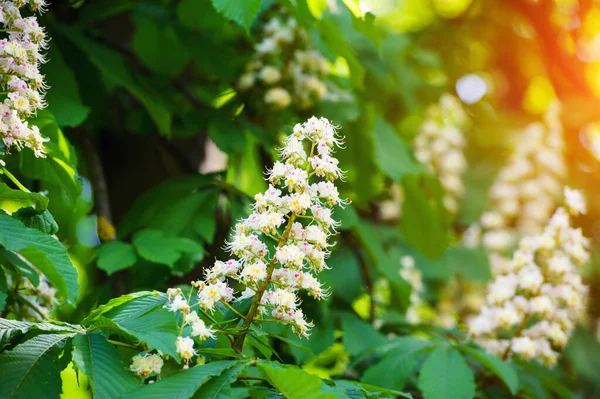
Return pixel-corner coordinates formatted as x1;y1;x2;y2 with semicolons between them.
232;214;296;352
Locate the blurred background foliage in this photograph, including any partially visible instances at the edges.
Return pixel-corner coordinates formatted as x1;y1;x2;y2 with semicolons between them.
3;0;600;397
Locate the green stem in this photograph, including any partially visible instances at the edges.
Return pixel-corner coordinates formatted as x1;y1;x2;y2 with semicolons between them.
237;376;267;382
222;301;246;320
501;313;531;361
232;214;297;353
1;167;30;192
106;339;141;351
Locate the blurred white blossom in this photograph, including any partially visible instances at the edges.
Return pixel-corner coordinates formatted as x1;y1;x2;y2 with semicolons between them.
469;188;589;367
236;12;332;111
413;94;470;214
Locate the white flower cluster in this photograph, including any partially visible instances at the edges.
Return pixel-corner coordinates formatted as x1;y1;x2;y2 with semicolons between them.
130;352;164;379
0;0;49;157
464;103;565;273
164;117;344;362
5;273;56;321
399;256;424;324
413;94;469;214
469;187;589;367
237;14;330;110
163;287;216;364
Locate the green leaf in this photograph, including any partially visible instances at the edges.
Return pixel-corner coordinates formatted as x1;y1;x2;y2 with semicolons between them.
0;272;6;312
13;208;59;235
418;346;475;399
0;319;79;350
458;345;518;394
0;183;49;213
72;332;140;399
193;362;249;398
96;241;138;275
21;111;81;201
399;174;450;259
307;0;328;19
370;118;423;182
218;297;253;322
564;328;600;389
339;312;386;356
0;333;74;399
83;291;158;323
43;42;90;127
362;337;431;390
0;318;30;349
124;360;242;399
118;175;218;238
0;215;79;303
317;18;365;89
352;220;411;311
444;245;491;282
106;296;179;360
321;246;363;304
58;25;172;136
177;0;227;31
225;134;267;197
208;117;247;154
210;0;261;31
257;360;337;399
1;249;39;286
132;16;190;77
133;229;204;267
333;380;413;399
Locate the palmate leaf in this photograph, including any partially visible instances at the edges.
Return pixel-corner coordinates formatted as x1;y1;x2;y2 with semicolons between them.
43;40;90;127
370;117;423;182
57;24;172;136
193;362;249;399
0;215;79;303
83;290;157;323
210;0;261;31
0;272;6;312
362;337;432;390
95;240;138;275
418;345;475;399
459;345;519;394
113;308;179;360
0;183;49;213
317;18;365;89
72;332;140;399
339;312;386;357
132;16;190;77
1;249;40;286
13;208;59;235
20;111;81;202
123;360;243;399
0;319;80;350
84;293;179;360
118;175;219;242
0;333;75;399
0;319;31;349
400;173;451;259
132;229;204;267
333;380;413;399
257;360;337;399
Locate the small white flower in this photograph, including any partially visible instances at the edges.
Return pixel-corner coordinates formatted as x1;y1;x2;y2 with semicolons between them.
564;187;586;215
167;295;190;314
176;336;196;361
259;66;281;85
264;87;292;109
